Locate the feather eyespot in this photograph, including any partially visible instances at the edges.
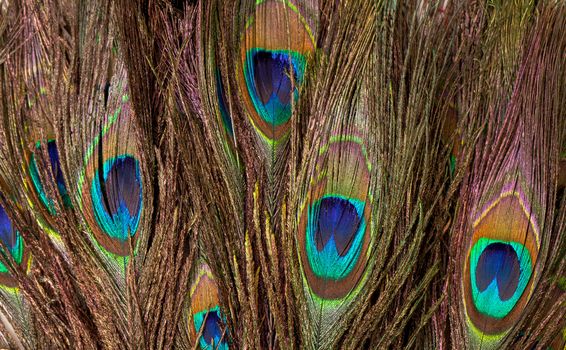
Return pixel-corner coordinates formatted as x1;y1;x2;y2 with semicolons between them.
464;189;539;338
238;0;314;141
298;136;372;300
80;93;143;257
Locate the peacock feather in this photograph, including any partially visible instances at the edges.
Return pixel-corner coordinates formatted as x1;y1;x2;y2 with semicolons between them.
77;82;143;258
447;2;566;348
462;182;541;346
295;129;375;348
297;133;373;300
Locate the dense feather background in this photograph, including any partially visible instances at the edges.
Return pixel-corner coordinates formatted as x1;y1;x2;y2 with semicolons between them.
0;0;564;349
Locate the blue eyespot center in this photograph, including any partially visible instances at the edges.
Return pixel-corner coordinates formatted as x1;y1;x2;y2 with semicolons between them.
91;155;142;242
316;197;361;256
244;49;306;127
475;242;520;301
306;196;366;280
470;238;533;319
202;311;222;345
193;307;228;350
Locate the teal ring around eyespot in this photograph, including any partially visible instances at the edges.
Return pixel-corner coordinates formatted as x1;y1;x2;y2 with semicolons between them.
242;48;306;128
469;238;533;319
305;195;366;281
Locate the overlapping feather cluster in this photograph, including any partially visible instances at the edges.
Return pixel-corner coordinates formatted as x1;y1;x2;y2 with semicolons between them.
0;0;564;349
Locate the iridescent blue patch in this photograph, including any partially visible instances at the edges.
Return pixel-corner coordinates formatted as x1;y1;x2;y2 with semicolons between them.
306;195;366;280
91;155;142;241
470;238;532;319
0;204;17;251
476;242;520;301
0;203;23;273
193;307;229;350
243;49;306;127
